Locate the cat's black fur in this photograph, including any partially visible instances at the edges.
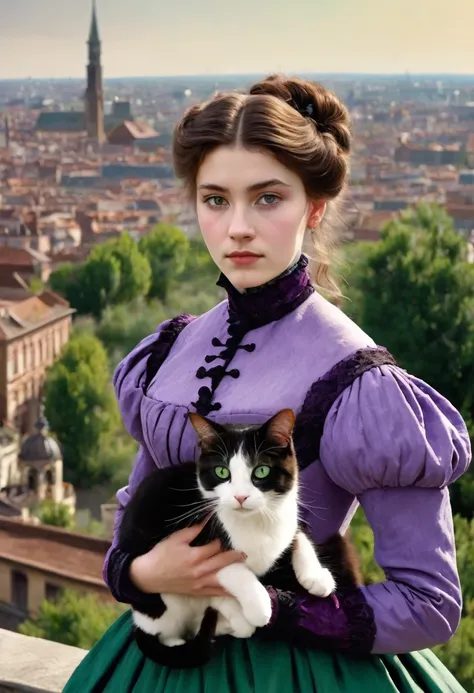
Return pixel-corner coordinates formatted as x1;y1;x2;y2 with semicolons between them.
118;416;361;668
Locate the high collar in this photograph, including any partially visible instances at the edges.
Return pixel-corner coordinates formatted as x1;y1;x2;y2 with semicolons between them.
216;254;315;329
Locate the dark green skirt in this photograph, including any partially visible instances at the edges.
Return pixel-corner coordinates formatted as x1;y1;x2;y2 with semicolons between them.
63;610;465;693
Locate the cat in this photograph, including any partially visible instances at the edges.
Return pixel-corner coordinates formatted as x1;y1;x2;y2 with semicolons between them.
118;408;361;668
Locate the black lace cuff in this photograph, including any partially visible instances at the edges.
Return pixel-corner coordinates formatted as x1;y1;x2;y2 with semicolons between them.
106;548;166;612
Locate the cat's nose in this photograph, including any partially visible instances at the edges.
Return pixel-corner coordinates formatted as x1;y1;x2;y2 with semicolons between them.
234;495;249;506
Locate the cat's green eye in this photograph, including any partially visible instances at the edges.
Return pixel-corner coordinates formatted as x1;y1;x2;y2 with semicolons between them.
253;465;271;479
215;466;230;480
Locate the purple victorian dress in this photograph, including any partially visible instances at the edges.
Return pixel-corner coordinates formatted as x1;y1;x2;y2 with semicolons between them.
64;254;471;693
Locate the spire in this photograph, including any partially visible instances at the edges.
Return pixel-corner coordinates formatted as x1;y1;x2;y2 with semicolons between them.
88;0;100;45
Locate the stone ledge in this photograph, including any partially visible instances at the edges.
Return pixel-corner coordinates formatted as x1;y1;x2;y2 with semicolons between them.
0;628;87;693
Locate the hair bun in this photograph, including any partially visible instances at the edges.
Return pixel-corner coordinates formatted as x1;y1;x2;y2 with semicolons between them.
249;74;351;154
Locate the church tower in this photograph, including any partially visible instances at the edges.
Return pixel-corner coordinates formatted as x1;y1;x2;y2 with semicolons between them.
84;0;105;144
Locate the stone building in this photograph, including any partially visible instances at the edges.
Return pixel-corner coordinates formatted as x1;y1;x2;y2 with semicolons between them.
0;290;74;432
0;515;113;631
0;410;76;519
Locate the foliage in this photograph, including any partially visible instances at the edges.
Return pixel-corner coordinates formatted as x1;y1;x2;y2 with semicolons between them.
75;250;122;318
451;515;474;609
343;203;474;422
138;223;189;300
349;507;384;584
95;297;169;367
19;589;126;650
433;602;474;692
93;233;152;305
342;203;474;520
352;511;474;690
37;500;74;530
43;333;119;488
48;233;152;319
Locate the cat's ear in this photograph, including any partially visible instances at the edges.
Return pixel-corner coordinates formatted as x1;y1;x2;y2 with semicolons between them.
188;413;223;448
264;409;295;447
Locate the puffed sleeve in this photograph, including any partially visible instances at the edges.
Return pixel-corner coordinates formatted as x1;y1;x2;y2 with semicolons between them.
103;314;194;606
319;365;471;653
265;365;471;655
113;314;194;445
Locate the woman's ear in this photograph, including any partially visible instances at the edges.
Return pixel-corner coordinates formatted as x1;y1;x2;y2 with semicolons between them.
307;201;327;229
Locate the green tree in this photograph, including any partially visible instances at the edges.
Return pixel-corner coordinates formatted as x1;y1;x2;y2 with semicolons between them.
19;589;125;650
343;203;474;418
95;233;151;305
48;234;151;318
49;263;76;298
37;500;74;530
139;223;189;300
452;515;474;608
43;334;119;487
342;203;474;518
75;251;122;318
95;297;169;366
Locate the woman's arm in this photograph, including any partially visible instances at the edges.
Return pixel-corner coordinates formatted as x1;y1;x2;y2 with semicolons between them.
265;366;471;654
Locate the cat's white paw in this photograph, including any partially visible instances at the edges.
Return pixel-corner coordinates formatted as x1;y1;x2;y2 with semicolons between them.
297;567;336;597
215;599;257;638
229;618;256;639
241;583;272;628
160;636;186;647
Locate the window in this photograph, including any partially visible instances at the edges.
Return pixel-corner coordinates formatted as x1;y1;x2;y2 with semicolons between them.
45;582;62;603
11;570;28;612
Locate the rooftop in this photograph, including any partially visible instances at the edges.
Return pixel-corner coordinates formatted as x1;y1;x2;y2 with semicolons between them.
0;516;110;588
0;290;74;341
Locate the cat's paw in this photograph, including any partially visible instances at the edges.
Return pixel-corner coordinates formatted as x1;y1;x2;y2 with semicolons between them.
297;567;336;598
160;636;186;647
215;599;257;638
229;618;256;639
242;583;272;628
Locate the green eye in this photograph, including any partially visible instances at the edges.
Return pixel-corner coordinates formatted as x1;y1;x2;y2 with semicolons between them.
253;465;271;479
215;466;230;480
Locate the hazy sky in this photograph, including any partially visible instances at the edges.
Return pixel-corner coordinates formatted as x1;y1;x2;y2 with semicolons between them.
1;0;473;79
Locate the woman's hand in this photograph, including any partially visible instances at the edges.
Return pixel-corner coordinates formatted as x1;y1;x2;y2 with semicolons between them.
129;521;246;597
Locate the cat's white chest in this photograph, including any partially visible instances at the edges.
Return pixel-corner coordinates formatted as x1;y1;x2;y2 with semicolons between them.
221;506;298;576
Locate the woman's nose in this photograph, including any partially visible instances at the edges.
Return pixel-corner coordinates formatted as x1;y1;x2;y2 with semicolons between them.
228;213;256;240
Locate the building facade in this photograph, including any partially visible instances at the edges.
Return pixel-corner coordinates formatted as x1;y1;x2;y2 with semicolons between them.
0;517;113;631
0;291;74;432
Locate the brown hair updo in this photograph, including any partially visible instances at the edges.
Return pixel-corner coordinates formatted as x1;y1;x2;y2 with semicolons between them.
172;74;352;297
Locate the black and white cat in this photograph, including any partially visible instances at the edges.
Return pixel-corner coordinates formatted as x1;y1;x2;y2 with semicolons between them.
118;409;359;667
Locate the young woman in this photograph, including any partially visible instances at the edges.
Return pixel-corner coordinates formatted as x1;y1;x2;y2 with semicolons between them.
64;75;471;692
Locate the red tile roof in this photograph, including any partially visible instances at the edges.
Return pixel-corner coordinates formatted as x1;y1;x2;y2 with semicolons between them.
0;516;110;587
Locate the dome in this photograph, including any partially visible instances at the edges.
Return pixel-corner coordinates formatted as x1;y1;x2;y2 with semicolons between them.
18;411;61;463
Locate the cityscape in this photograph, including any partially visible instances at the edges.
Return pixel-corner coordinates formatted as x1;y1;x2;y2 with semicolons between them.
0;1;474;690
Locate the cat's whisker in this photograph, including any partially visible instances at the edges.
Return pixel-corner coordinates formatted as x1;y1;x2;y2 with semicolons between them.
298;498;329;512
168;486;200;493
212;431;229;460
297;482;325;497
297;507;326;522
165;501;219;528
174;498;217;509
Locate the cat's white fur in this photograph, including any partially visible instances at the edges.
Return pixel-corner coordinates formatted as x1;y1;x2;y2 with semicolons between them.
133;445;335;646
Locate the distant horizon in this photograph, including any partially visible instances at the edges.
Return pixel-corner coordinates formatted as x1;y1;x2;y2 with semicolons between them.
1;71;474;83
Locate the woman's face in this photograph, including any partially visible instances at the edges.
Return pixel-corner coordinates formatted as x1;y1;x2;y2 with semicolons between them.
195;146;325;290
